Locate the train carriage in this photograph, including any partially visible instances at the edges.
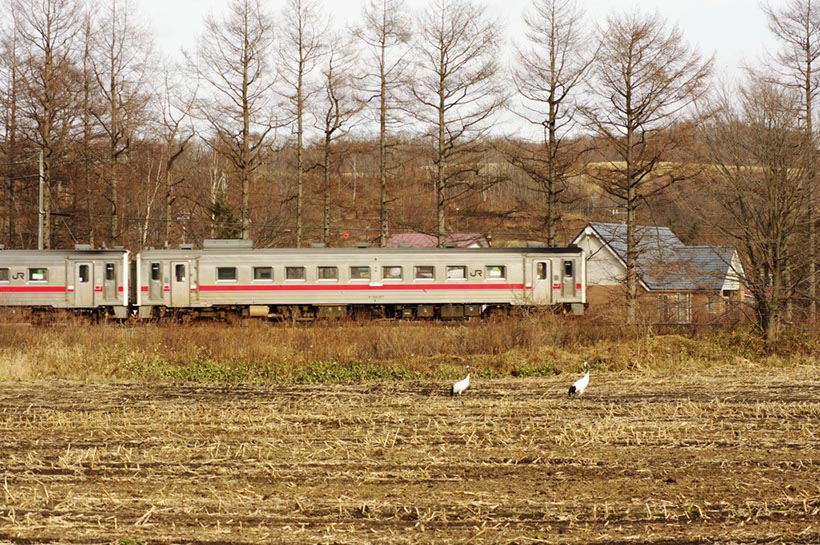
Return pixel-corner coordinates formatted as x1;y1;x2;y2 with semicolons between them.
0;246;130;319
135;240;586;320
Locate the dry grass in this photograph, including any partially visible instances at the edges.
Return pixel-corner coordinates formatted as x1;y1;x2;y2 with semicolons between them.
0;314;808;384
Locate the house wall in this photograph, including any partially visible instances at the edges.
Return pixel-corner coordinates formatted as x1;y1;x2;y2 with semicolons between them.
574;233;627;286
585;285;744;325
722;252;743;291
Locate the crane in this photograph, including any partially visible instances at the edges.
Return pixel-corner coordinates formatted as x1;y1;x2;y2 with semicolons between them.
568;361;589;397
451;365;471;396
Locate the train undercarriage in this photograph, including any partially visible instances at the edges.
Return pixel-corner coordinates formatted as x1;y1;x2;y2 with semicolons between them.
143;302;584;323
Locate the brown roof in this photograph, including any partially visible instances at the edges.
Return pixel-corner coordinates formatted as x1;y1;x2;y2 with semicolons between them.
385;232;490;248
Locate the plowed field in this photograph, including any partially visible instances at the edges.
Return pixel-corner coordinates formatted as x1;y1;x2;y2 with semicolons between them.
2;367;820;544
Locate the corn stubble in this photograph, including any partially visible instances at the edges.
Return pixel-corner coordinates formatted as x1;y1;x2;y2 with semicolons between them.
1;318;820;543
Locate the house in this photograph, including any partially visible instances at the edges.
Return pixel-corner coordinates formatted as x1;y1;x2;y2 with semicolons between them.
385;232;491;249
572;222;744;324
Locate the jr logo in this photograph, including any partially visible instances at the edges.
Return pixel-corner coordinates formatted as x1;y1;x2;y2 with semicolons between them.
470;269;483;278
12;272;23;280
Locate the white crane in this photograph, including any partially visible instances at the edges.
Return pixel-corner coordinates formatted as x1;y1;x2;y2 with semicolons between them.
451;365;471;396
567;361;589;397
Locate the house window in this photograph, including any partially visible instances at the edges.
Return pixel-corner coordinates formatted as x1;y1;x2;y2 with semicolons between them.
28;268;48;282
383;266;402;280
414;265;435;280
217;267;237;281
0;268;8;282
658;294;691;324
286;266;306;281
318;266;338;281
706;295;722;314
254;267;273;281
678;294;692;323
486;265;505;279
447;266;466;280
350;266;371;280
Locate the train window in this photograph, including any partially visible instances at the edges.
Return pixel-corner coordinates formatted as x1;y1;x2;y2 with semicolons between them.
175;264;186;282
318;266;338;281
536;262;547;280
28;268;48;282
253;267;273;281
383;266;402;280
78;265;90;283
106;263;116;281
151;263;161;281
564;260;574;277
486;265;505;279
0;268;8;282
414;265;435;280
446;266;466;280
286;266;306;281
217;267;237;281
350;266;370;280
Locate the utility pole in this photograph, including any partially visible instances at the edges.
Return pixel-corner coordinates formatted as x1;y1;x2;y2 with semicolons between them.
38;150;44;250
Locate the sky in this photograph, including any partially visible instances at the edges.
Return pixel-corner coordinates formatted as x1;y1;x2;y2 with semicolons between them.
140;0;776;79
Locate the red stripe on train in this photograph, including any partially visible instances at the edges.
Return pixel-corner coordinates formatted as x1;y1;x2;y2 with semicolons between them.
196;283;526;292
0;286;66;293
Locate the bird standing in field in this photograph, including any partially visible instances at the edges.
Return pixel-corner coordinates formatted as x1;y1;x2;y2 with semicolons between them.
568;361;589;397
451;365;471;396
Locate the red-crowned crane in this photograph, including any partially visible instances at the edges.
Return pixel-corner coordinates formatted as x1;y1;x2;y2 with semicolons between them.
568;361;589;397
451;365;471;396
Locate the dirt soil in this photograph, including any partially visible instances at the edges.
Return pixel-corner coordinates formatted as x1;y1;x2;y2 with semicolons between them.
1;367;820;544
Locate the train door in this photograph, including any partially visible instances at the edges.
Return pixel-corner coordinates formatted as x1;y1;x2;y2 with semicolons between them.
149;262;163;301
74;262;94;307
531;259;551;303
560;258;577;299
103;262;117;301
171;261;190;307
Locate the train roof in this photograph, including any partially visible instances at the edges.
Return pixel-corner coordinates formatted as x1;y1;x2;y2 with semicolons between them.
137;246;584;256
0;248;129;257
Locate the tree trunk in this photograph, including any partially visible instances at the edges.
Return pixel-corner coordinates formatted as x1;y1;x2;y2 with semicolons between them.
379;40;388;247
296;66;304;248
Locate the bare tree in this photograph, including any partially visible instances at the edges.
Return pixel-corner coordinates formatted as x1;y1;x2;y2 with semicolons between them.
411;0;506;247
156;63;195;244
696;78;809;347
278;0;328;247
12;0;83;248
190;0;278;241
763;0;820;320
313;34;363;246
0;21;24;246
582;11;712;323
91;0;154;245
508;0;594;246
354;0;412;246
78;12;100;246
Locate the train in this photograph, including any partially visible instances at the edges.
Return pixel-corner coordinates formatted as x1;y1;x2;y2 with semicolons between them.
0;240;587;322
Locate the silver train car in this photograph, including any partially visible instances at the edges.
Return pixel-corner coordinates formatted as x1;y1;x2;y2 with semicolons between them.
0;246;131;319
135;240;586;320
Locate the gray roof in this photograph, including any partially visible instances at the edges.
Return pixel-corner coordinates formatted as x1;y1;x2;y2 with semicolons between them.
584;222;737;291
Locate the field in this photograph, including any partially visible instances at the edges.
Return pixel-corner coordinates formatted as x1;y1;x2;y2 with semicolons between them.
2;364;820;544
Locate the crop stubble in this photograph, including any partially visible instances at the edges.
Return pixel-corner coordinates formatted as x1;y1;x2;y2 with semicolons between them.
1;368;820;544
